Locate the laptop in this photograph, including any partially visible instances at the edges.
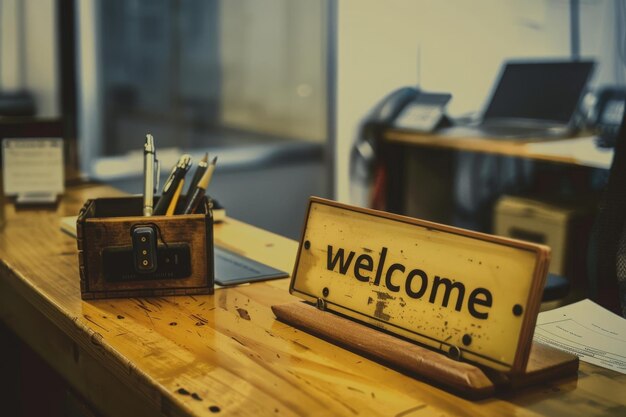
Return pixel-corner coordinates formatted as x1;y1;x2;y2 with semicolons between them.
446;60;595;139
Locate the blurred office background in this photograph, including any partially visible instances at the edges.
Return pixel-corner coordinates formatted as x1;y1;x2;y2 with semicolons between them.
1;0;625;239
1;0;332;239
78;0;332;239
3;3;626;415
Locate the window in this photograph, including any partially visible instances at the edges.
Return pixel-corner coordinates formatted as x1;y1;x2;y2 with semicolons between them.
79;0;329;162
77;0;332;238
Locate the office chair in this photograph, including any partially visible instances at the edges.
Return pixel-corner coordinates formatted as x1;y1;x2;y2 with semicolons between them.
588;111;626;317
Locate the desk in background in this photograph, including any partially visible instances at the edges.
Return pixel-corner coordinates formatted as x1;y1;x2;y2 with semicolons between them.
0;184;625;417
379;128;613;218
386;129;613;168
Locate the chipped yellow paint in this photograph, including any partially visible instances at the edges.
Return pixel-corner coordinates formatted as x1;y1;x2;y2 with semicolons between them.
290;198;550;373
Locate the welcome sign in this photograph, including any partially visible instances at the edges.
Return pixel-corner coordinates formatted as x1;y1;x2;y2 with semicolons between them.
290;198;550;373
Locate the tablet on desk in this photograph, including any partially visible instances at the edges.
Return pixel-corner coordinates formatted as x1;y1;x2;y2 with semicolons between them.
214;246;289;286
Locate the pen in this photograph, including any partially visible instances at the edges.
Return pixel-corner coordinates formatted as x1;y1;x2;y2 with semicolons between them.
153;154;192;215
182;152;209;211
142;134;159;216
182;156;217;215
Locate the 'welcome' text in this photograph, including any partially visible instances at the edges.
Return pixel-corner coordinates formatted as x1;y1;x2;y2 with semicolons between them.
327;245;493;320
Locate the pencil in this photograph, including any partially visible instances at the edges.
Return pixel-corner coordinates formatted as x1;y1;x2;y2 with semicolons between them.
182;156;218;214
203;156;218;189
181;153;209;212
165;179;184;216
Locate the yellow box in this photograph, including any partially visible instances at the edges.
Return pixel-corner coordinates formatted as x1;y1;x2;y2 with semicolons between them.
494;196;589;276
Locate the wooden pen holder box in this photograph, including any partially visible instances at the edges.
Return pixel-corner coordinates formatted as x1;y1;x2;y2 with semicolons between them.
77;196;214;300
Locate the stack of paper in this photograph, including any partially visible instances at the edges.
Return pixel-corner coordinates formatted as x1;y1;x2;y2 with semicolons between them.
534;299;626;374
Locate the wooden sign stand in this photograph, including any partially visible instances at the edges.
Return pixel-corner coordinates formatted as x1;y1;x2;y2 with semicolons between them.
278;197;580;399
272;301;579;400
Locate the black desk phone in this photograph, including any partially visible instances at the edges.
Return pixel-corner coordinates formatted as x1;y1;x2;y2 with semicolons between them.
350;87;453;198
370;87;452;132
590;87;626;148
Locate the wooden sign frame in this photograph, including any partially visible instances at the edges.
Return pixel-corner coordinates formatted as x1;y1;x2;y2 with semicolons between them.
289;197;551;374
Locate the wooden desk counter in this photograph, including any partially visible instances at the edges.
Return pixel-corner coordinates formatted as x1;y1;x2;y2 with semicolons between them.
380;128;613;214
0;184;625;417
384;128;614;168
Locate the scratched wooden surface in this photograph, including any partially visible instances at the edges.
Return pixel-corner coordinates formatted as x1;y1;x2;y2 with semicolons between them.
0;183;625;417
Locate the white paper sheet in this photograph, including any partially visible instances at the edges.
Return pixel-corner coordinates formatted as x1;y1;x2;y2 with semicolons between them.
527;136;614;169
534;299;626;374
2;138;64;195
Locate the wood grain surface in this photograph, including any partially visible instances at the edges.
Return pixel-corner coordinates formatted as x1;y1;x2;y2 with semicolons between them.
0;183;625;417
383;129;592;166
272;301;497;399
272;302;579;400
